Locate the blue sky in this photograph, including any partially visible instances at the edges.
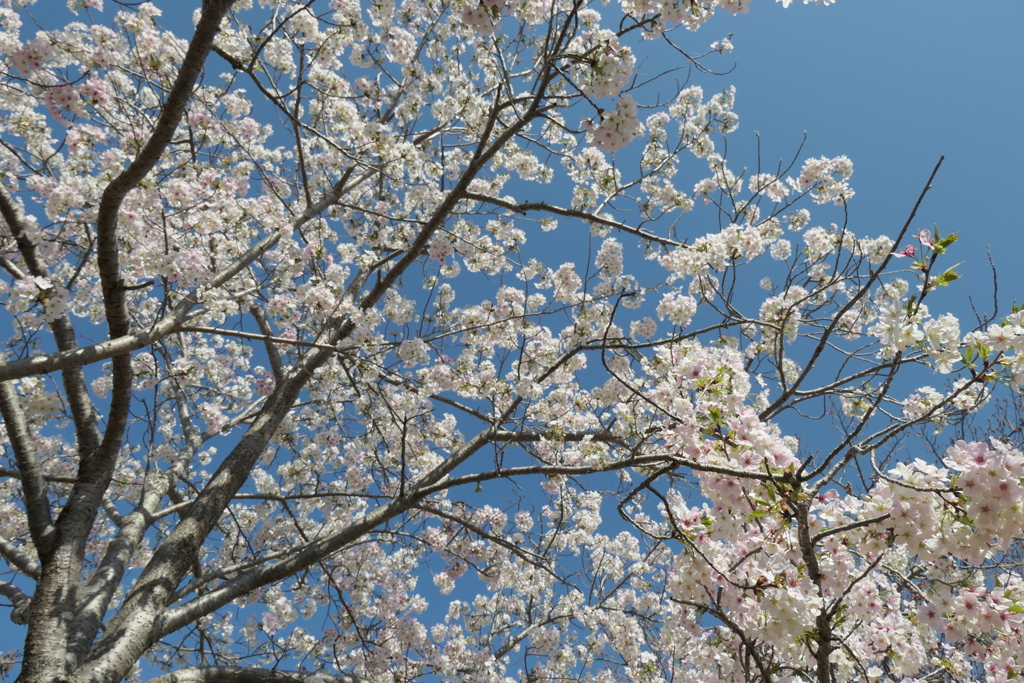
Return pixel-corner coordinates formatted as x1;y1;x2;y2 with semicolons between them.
696;0;1024;318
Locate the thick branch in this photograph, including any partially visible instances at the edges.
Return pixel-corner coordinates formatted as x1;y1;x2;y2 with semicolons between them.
67;440;200;667
248;306;285;379
0;219;306;383
23;6;237;683
95;0;235;339
180;326;339;353
0;534;40;579
0;580;31;625
0;182;102;495
0;382;54;556
812;514;891;545
152;422;505;637
490;429;622;443
145;668;358;683
0;324;180;382
0;468;77;484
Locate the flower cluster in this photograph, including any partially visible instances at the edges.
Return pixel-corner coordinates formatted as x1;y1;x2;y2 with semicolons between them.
586;94;642;152
2;276;72;324
460;0;508;34
567;29;635;99
795;155;855;204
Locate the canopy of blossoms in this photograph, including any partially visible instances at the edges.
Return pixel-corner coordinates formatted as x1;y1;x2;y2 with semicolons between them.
0;0;1022;682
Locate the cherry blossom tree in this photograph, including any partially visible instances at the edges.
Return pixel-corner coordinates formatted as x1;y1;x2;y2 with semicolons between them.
0;0;1022;682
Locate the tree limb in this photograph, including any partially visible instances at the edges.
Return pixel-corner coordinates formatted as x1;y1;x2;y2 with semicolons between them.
0;580;31;625
144;668;359;683
0;534;40;580
0;382;54;556
462;191;683;247
27;4;238;683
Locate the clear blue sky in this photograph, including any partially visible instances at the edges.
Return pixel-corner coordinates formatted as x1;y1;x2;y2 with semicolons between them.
695;0;1024;318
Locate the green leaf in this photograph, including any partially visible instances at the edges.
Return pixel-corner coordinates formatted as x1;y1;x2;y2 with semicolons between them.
935;267;961;286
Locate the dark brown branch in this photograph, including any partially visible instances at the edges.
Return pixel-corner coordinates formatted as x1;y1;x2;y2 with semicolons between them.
248;307;285;379
462;191;682;247
144;668;358;683
812;514;891;545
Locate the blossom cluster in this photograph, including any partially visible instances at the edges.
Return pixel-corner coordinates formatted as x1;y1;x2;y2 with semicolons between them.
585;95;642;152
567;29;636;99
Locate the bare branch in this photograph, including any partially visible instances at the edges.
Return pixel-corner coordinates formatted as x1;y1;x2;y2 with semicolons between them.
463;191;683;247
